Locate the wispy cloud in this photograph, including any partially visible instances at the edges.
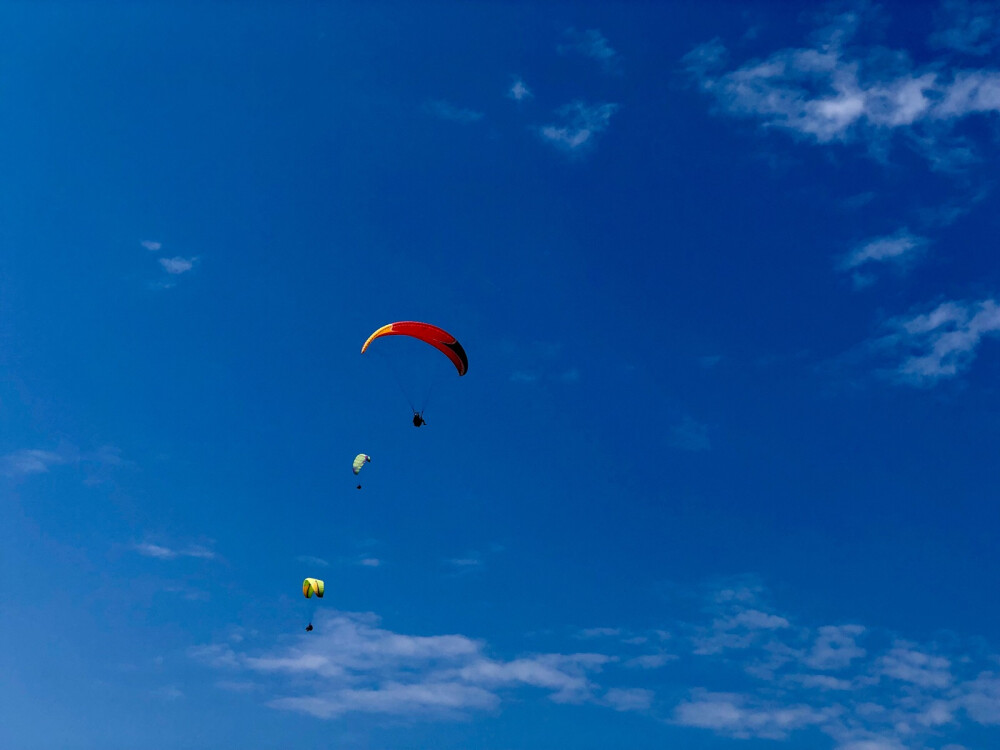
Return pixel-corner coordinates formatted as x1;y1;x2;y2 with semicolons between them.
699;354;724;368
510;371;539;383
162;583;211;602
191;611;624;720
507;341;582;385
132;542;216;560
877;642;953;689
150;685;184;701
216;680;259;693
930;0;1000;56
358;558;381;568
539;101;618;152
577;627;622;639
140;240;162;251
625;653;677;669
297;555;330;568
839;229;928;288
870;298;1000;385
444;556;482;574
660;580;1000;748
802;624;866;670
1;448;69;478
603;687;653;712
674;690;836;740
685;6;1000;169
841;230;926;271
424;100;484;124
188;580;1000;744
558;28;621;73
2;443;124;483
670;416;711;451
159;257;196;275
508;78;533;101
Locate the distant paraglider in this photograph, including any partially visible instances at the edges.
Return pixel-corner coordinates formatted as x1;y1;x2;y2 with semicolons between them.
353;453;371;489
302;577;325;633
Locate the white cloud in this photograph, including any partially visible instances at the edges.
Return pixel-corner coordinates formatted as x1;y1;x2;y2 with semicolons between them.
508;78;533;101
558;28;620;72
674;690;835;740
188;581;1000;745
840;230;926;274
140;240;162;251
603;687;653;712
151;685;184;700
874;298;1000;384
296;555;329;568
133;542;216;560
577;627;622;639
685;7;1000;168
1;449;68;478
159;256;195;275
2;443;123;482
193;611;617;719
786;673;854;690
539;101;618;152
693;606;789;655
670;416;711;451
268;682;499;719
878;643;953;689
625;653;677;669
358;558;381;567
424;100;484;124
836;739;907;750
803;625;867;670
930;0;1000;56
960;672;1000;724
665;580;1000;747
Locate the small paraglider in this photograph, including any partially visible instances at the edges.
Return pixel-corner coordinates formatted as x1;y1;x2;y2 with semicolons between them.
303;577;324;632
412;412;426;428
353;453;371;489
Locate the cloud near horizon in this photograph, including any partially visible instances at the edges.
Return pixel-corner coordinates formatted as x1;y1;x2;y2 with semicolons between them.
187;580;1000;747
191;610;630;720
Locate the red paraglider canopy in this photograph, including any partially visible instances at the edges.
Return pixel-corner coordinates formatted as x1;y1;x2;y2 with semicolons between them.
361;322;468;376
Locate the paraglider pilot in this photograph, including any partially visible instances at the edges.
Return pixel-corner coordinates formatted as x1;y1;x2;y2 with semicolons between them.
412;412;426;427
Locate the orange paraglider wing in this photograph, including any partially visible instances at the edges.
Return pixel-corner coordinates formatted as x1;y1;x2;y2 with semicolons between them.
361;322;468;376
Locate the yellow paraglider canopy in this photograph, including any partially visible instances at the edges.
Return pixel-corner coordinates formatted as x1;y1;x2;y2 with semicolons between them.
302;577;325;598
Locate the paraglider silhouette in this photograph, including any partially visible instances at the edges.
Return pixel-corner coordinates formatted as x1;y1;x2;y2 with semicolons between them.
353;453;371;488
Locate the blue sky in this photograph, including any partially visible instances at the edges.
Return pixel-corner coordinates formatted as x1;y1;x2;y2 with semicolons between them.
3;1;1000;748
